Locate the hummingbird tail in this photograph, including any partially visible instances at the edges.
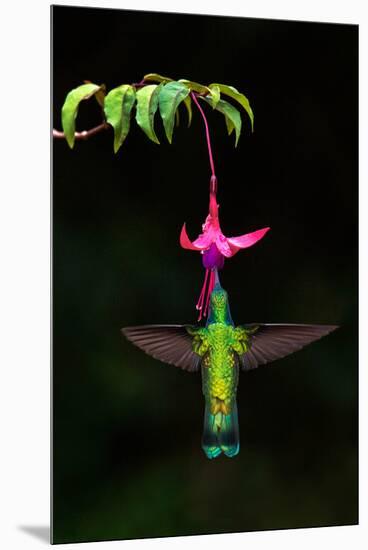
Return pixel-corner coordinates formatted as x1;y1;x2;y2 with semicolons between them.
202;400;240;459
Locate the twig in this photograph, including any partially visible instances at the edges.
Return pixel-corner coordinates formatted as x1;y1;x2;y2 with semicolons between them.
53;122;110;141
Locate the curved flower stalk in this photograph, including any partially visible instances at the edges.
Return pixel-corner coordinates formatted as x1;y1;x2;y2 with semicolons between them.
180;177;270;320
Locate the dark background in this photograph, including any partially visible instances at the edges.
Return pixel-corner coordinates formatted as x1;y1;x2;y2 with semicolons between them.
52;5;358;545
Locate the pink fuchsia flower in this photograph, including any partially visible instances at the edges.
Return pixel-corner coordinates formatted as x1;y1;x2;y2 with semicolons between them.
180;190;270;320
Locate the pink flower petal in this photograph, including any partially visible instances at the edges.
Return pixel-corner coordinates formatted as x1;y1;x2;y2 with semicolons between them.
215;233;233;258
180;223;214;251
179;224;200;250
227;227;270;254
192;230;215;250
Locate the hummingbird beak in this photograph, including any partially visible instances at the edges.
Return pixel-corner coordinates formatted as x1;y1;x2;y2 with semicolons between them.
213;268;222;290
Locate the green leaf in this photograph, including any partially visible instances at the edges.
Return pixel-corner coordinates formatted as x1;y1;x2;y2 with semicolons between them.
225;116;235;136
104;85;136;153
202;96;242;147
95;84;107;108
135;83;163;144
209;83;254;131
208;84;220;109
142;78;191;126
61;83;101;148
143;77;191;125
178;79;210;94
84;80;106;107
179;79;218;111
143;73;173;83
183;95;192;127
158;81;190;143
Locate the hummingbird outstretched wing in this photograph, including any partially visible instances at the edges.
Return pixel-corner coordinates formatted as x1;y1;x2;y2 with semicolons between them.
122;325;201;372
237;323;338;370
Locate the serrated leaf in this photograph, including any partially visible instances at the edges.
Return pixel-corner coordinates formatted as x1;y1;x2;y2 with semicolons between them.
183;95;192;127
158;81;190;144
144;73;173;83
61;83;101;148
209;83;254;131
104;85;136;153
202;96;242;147
178;79;210;95
135;83;163;144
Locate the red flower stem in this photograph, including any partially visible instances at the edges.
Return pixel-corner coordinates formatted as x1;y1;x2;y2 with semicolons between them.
191;92;216;182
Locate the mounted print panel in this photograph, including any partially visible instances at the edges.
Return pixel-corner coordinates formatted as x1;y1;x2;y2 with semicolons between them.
52;5;358;544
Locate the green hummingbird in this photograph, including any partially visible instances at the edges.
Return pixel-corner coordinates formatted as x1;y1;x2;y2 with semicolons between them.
122;270;337;459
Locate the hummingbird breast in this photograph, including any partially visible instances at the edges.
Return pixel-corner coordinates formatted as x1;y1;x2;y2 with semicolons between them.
201;323;239;414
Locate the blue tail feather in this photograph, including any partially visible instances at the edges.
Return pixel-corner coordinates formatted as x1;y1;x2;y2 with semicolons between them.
202;401;240;459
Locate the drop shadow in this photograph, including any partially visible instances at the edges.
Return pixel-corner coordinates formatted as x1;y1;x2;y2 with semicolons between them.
19;525;50;544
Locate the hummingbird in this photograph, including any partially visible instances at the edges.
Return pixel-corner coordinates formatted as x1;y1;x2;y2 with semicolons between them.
122;270;337;459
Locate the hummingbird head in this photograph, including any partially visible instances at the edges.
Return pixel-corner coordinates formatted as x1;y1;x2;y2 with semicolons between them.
205;269;234;326
209;287;229;322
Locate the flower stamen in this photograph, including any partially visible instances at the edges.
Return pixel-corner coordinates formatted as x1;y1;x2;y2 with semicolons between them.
196;268;210;318
203;269;216;318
